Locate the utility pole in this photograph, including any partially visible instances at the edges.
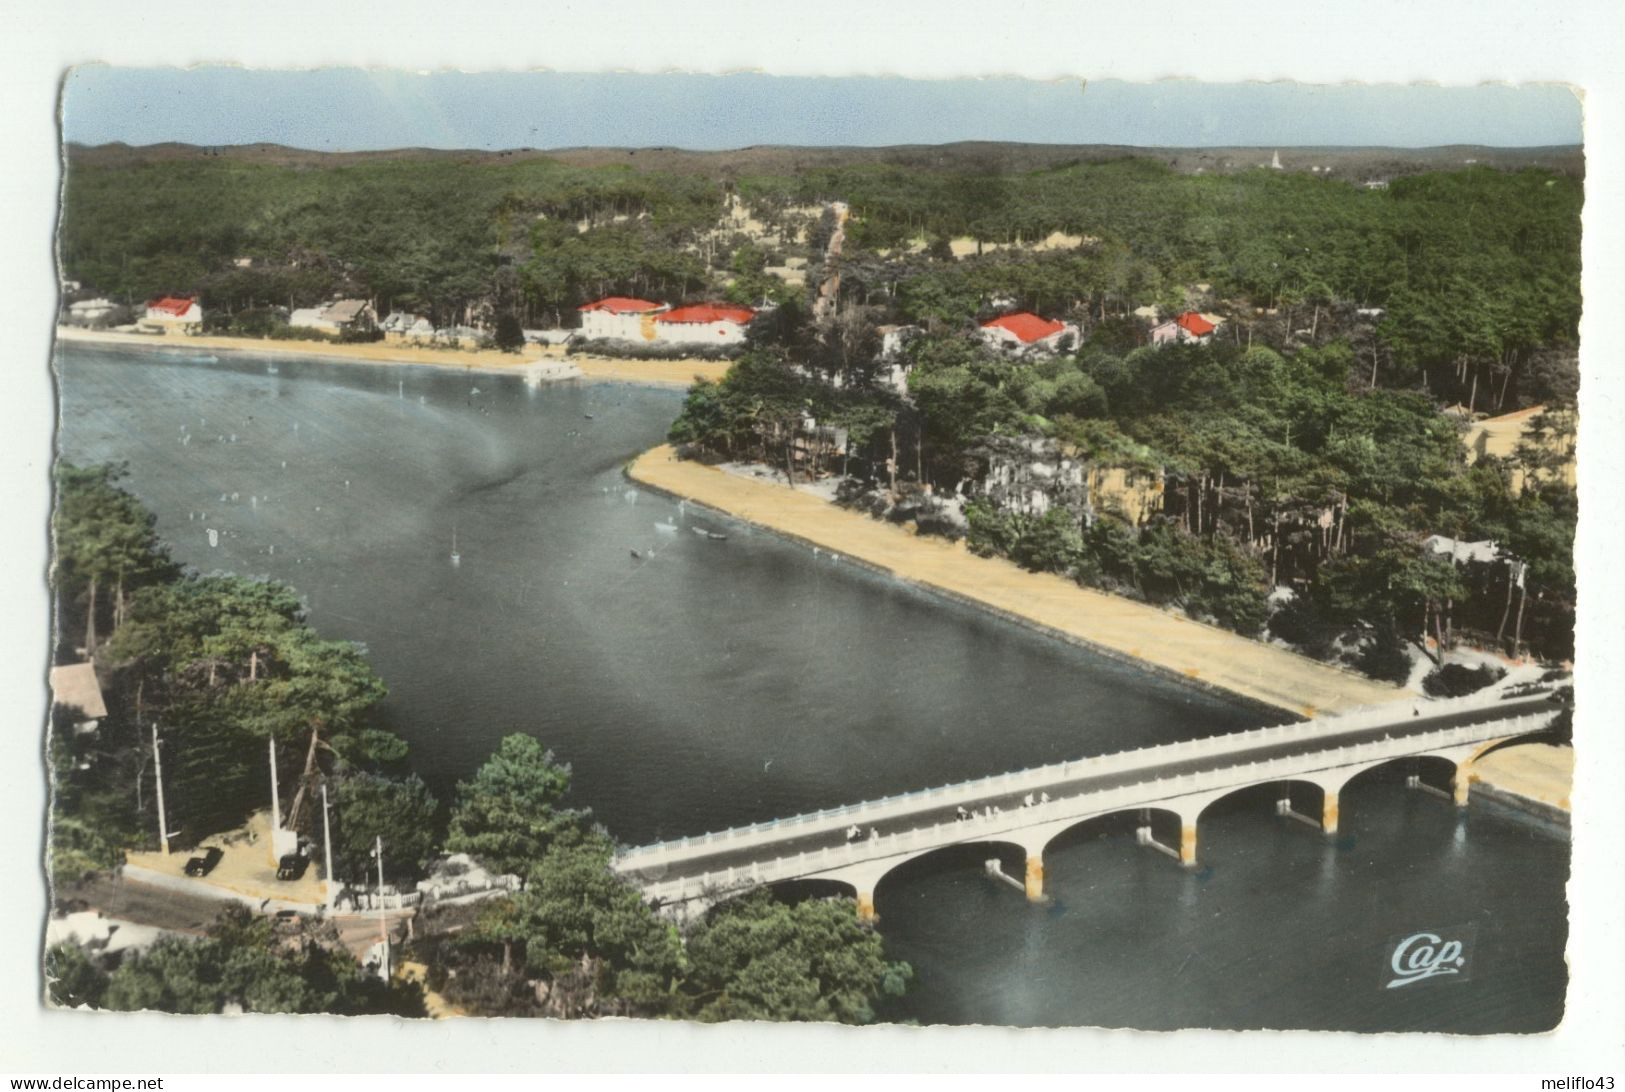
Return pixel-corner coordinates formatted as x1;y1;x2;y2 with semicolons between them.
320;782;336;909
1496;559;1517;647
151;724;170;857
1512;562;1530;660
373;836;390;980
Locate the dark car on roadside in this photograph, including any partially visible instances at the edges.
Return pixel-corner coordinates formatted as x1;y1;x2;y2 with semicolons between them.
184;847;223;877
276;853;308;881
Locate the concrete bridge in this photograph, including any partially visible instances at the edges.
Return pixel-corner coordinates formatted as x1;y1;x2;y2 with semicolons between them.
613;689;1564;922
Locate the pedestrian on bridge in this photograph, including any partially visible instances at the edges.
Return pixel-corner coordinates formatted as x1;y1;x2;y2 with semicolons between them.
956;805;971;821
846;824;861;843
1022;792;1035;808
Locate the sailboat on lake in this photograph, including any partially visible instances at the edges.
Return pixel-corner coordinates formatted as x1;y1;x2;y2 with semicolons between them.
450;525;461;567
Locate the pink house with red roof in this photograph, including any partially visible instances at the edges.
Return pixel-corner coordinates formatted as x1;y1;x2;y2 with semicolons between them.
578;297;669;341
1150;311;1219;346
655;303;756;345
141;295;202;330
979;311;1079;352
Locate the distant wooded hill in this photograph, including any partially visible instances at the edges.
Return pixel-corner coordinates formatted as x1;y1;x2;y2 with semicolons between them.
66;140;1584;178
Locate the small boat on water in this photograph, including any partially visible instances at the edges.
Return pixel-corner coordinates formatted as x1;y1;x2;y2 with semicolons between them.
450;526;461;566
654;521;678;534
692;527;728;541
630;548;643;560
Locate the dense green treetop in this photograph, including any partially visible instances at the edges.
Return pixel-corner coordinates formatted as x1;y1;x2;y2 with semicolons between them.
446;733;584;881
332;773;440;884
465;827;685;1017
684;891;912;1024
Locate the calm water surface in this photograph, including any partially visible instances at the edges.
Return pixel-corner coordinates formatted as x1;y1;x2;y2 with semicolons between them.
54;344;1568;1031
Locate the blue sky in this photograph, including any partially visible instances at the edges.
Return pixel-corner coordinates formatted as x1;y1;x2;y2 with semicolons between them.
61;68;1582;151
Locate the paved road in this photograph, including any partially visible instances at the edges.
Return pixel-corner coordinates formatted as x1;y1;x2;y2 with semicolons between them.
61;875;223;935
61;875;415;947
621;693;1561;886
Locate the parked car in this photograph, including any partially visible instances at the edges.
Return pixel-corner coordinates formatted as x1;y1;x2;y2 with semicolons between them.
184;847;223;877
276;853;308;881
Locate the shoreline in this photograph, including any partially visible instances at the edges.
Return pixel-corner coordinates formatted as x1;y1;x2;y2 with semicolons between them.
54;326;731;389
628;445;1409;718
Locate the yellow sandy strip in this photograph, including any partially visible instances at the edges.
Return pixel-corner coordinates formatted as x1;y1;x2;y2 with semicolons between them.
629;445;1409;717
1472;743;1572;813
55;327;731;388
573;354;731;387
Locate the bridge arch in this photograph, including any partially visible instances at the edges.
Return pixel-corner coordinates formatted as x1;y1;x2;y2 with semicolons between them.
1188;777;1351;842
1037;806;1187;858
1332;754;1475;815
833;838;1034;921
1194;778;1332;827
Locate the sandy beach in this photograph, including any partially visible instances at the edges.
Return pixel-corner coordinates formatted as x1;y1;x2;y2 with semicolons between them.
629;445;1410;717
1472;743;1573;823
55;326;731;388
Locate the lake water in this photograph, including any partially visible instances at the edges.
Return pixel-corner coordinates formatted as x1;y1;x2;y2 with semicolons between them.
54;343;1569;1031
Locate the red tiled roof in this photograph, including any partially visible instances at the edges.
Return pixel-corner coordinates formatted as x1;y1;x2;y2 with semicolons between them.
146;296;195;317
1176;311;1215;336
656;303;756;325
981;311;1065;343
578;297;666;314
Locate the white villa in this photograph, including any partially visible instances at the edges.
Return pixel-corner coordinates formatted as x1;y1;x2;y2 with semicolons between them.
380;311;436;340
979;311;1079;353
65;298;120;326
1150;311;1219;346
654;303;756;345
577;297;668;341
140;296;202;331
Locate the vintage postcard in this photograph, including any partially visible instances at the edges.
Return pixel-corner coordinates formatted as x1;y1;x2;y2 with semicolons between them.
38;64;1581;1047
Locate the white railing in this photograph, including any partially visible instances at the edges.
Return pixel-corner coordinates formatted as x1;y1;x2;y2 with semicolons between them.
616;691;1553;872
629;710;1556;901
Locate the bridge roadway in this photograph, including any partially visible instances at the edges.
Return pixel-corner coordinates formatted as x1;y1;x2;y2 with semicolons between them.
614;691;1561;906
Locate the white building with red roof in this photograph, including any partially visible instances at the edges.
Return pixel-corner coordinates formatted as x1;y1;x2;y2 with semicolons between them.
577;297;669;342
1150;311;1219;346
140;295;202;330
654;303;756;345
979;311;1079;353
